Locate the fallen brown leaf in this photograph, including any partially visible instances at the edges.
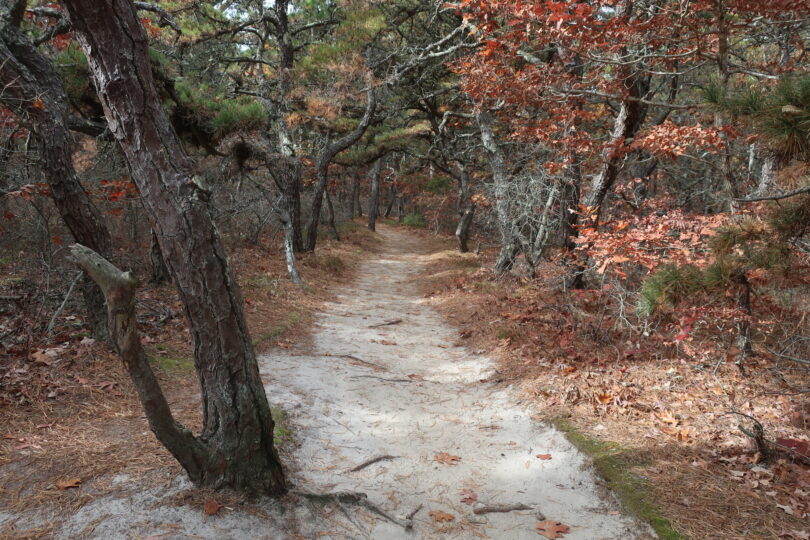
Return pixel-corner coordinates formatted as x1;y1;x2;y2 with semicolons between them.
204;498;222;515
56;477;81;490
434;452;461;465
429;510;455;522
535;454;552;460
536;520;570;538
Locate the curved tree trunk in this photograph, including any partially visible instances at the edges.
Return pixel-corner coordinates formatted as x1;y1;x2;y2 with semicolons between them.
61;0;285;495
305;89;376;251
0;1;112;338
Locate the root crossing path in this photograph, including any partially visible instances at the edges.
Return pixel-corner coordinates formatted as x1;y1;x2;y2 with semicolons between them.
262;226;654;539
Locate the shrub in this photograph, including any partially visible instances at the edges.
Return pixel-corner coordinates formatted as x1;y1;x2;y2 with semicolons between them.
402;213;426;227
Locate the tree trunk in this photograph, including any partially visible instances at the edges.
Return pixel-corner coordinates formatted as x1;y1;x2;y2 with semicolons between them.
367;159;382;232
0;1;112;339
70;244;211;477
324;188;340;241
384;185;396;218
149;228;170;284
278;209;303;286
582;76;649;213
456;206;475;253
62;0;285;495
752;152;782;197
476;111;518;272
305;89;376;251
454;165;474;253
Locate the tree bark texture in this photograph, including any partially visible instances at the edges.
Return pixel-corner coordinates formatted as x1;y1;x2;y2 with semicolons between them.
70;243;211;478
476;111;518;272
454;166;474;253
0;0;112;337
305;88;376;251
149;228;170;284
61;0;285;495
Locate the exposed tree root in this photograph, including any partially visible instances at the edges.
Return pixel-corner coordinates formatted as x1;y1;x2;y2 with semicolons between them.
292;490;415;529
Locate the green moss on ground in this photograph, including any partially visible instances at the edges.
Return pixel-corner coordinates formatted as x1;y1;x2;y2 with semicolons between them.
148;354;194;372
270;407;292;445
550;416;686;540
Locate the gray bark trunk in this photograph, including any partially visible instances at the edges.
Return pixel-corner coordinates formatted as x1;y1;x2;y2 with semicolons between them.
62;0;285;495
476;111;518;272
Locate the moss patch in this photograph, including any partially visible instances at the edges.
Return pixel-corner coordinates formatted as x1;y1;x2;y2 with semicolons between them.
148;354;194;372
270;407;292;445
550;416;686;540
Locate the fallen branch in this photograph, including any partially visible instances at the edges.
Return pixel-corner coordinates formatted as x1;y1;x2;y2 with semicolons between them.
46;272;82;340
405;503;423;521
292;490;414;529
350;375;413;383
472;503;533;515
368;318;403;328
340;354;386;372
348;454;398;473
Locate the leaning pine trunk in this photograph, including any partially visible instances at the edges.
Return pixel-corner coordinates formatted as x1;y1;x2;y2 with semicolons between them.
61;0;285;495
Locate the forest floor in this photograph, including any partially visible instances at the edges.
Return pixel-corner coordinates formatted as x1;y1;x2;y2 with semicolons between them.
0;223;654;539
417;231;810;540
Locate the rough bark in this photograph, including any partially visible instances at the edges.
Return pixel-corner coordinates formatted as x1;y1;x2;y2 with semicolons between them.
476;111;518;272
305;88;376;251
0;0;112;338
61;0;285;495
324;188;340;240
70;243;210;478
367;159;382;232
454;166;475;253
149;228;170;284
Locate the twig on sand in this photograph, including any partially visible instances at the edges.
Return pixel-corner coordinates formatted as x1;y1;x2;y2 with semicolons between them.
350;375;413;383
348;454;398;472
472;503;533;515
340;354;387;372
368;318;403;328
406;503;423;521
292;490;414;529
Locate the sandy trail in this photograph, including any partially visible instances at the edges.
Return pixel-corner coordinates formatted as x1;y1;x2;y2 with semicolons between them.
261;226;652;539
38;226;654;539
